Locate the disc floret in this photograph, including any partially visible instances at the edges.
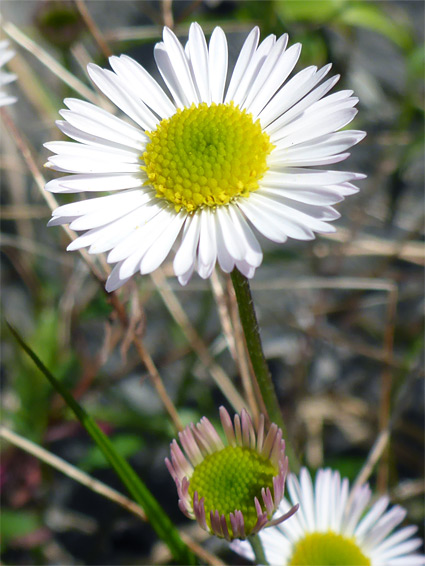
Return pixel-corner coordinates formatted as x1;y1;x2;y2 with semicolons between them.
142;102;273;213
165;407;298;540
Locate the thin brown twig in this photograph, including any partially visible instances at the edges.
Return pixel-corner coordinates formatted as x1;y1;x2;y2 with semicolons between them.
377;283;398;493
352;428;390;495
75;0;113;59
0;425;147;521
0;108;106;283
161;0;174;28
210;269;237;360
150;268;246;413
2;108;182;435
2;21;100;105
134;339;184;432
0;426;224;566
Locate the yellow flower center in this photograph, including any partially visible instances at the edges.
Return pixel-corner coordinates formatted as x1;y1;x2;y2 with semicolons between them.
289;532;371;566
142;102;273;212
188;445;278;537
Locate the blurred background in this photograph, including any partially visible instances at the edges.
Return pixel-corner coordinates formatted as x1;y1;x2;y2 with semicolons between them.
1;0;424;564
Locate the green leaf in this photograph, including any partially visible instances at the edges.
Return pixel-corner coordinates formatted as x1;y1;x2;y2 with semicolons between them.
6;321;196;565
340;3;413;51
1;510;42;547
80;434;144;471
275;0;345;23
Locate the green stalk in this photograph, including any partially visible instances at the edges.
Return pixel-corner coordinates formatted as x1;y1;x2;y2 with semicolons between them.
7;321;196;565
249;534;269;565
230;269;299;471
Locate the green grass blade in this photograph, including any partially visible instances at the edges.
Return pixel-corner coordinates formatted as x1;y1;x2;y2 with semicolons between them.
7;321;196;565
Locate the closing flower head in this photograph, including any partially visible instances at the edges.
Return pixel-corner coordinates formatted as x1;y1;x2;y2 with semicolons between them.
0;40;17;107
45;23;365;291
231;467;425;565
165;407;298;540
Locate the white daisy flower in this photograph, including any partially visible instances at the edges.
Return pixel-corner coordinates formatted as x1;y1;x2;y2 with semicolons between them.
45;24;366;292
231;467;425;566
0;40;17;107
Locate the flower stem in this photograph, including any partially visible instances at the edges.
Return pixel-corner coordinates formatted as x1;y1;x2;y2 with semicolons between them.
230;268;299;471
248;534;269;565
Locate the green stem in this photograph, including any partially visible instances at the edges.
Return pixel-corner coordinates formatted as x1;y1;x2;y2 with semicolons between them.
249;534;269;565
230;268;299;471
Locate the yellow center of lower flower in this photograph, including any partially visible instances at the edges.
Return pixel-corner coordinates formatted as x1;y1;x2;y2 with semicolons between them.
188;445;278;537
142;102;273;212
289;532;371;566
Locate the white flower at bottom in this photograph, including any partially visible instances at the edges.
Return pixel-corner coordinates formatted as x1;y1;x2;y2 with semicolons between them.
45;23;365;292
231;467;425;566
0;40;17;107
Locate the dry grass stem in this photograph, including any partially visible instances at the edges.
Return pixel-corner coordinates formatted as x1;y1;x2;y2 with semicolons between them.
133;339;184;432
377;283;398;493
150;268;246;413
210;270;237;360
0;425;147;521
103;21;255;43
352;428;390;495
75;0;113;58
0;204;51;219
2;21;101;105
320;228;425;266
161;0;174;28
1;426;225;565
1;108;107;283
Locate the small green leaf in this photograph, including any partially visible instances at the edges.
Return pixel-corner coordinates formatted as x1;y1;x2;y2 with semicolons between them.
340;3;413;51
275;0;345;23
1;510;42;547
80;434;144;471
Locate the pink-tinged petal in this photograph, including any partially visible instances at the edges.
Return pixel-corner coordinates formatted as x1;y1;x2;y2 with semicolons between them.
193;492;208;530
262;487;275;516
270;428;283;469
241;409;251;447
219;406;237;446
267;503;300;527
220;515;231;541
256;415;265;453
234;414;242;446
261;423;278;459
191;423;213;455
179;428;204;467
210;510;222;537
197;416;225;451
164;457;177;482
170;439;193;479
273;473;285;507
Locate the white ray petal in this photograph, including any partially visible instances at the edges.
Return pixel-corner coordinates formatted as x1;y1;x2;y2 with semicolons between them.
109;54;176;119
55;120;145;152
173;214;201;276
140;211;186;274
45;172;144;193
186;22;210;103
87;64;158;131
270;108;359;147
225;27;260;103
197;209;217;279
260;64;332;129
241;33;288;114
105;261;132;292
107;204;168;263
44;141;140;161
209;27;228;104
47;154;142;174
230;33;276;108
